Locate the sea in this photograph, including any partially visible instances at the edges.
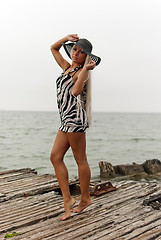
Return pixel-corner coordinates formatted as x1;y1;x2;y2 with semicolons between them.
1;111;161;181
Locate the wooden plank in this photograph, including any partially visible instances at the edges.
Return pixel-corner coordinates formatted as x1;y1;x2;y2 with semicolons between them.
0;169;160;240
0;173;78;202
0;168;37;183
0;168;37;176
0;193;155;238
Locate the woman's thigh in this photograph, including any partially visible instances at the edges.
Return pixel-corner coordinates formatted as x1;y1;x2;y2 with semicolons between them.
50;130;70;163
67;132;87;163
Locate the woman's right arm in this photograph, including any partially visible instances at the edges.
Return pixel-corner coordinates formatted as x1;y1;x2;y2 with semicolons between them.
50;34;79;70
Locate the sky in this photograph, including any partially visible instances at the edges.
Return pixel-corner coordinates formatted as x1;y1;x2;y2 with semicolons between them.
0;0;161;112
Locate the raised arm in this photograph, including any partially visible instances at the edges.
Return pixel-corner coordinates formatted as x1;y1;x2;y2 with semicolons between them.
72;60;96;96
50;34;79;70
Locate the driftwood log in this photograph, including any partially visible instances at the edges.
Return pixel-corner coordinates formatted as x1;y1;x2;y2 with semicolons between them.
99;159;161;179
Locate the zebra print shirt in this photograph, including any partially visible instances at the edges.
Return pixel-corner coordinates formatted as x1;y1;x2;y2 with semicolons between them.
56;66;89;132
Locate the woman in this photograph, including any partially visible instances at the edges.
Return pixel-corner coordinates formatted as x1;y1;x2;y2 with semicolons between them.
50;34;101;220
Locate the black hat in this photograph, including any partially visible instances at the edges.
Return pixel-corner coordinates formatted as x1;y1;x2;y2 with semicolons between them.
62;38;101;66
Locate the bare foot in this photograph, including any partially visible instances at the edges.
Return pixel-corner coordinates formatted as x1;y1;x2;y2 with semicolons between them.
60;197;76;221
72;199;92;213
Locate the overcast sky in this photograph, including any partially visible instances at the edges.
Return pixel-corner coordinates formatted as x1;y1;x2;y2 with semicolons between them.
0;0;161;112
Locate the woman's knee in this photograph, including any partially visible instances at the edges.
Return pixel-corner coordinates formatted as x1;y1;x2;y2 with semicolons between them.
50;151;63;165
74;153;87;166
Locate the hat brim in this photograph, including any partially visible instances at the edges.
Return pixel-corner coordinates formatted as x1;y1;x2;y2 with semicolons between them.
62;42;101;66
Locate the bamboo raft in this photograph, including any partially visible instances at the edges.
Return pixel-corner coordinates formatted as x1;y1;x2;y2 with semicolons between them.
0;168;161;240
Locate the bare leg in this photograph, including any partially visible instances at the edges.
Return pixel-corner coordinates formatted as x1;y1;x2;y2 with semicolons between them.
67;132;92;213
50;130;76;220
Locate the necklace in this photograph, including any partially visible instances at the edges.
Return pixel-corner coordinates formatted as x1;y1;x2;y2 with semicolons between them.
63;65;83;76
70;65;82;72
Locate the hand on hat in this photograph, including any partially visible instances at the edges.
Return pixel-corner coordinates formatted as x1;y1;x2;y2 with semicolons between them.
67;34;79;42
84;60;96;70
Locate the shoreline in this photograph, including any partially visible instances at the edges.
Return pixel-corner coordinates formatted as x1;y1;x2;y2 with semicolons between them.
1;166;161;184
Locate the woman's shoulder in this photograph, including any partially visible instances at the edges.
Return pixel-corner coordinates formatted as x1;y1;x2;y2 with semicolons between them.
63;64;71;73
62;63;71;72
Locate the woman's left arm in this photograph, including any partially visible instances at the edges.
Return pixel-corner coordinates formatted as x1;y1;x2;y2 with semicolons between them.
72;60;96;96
